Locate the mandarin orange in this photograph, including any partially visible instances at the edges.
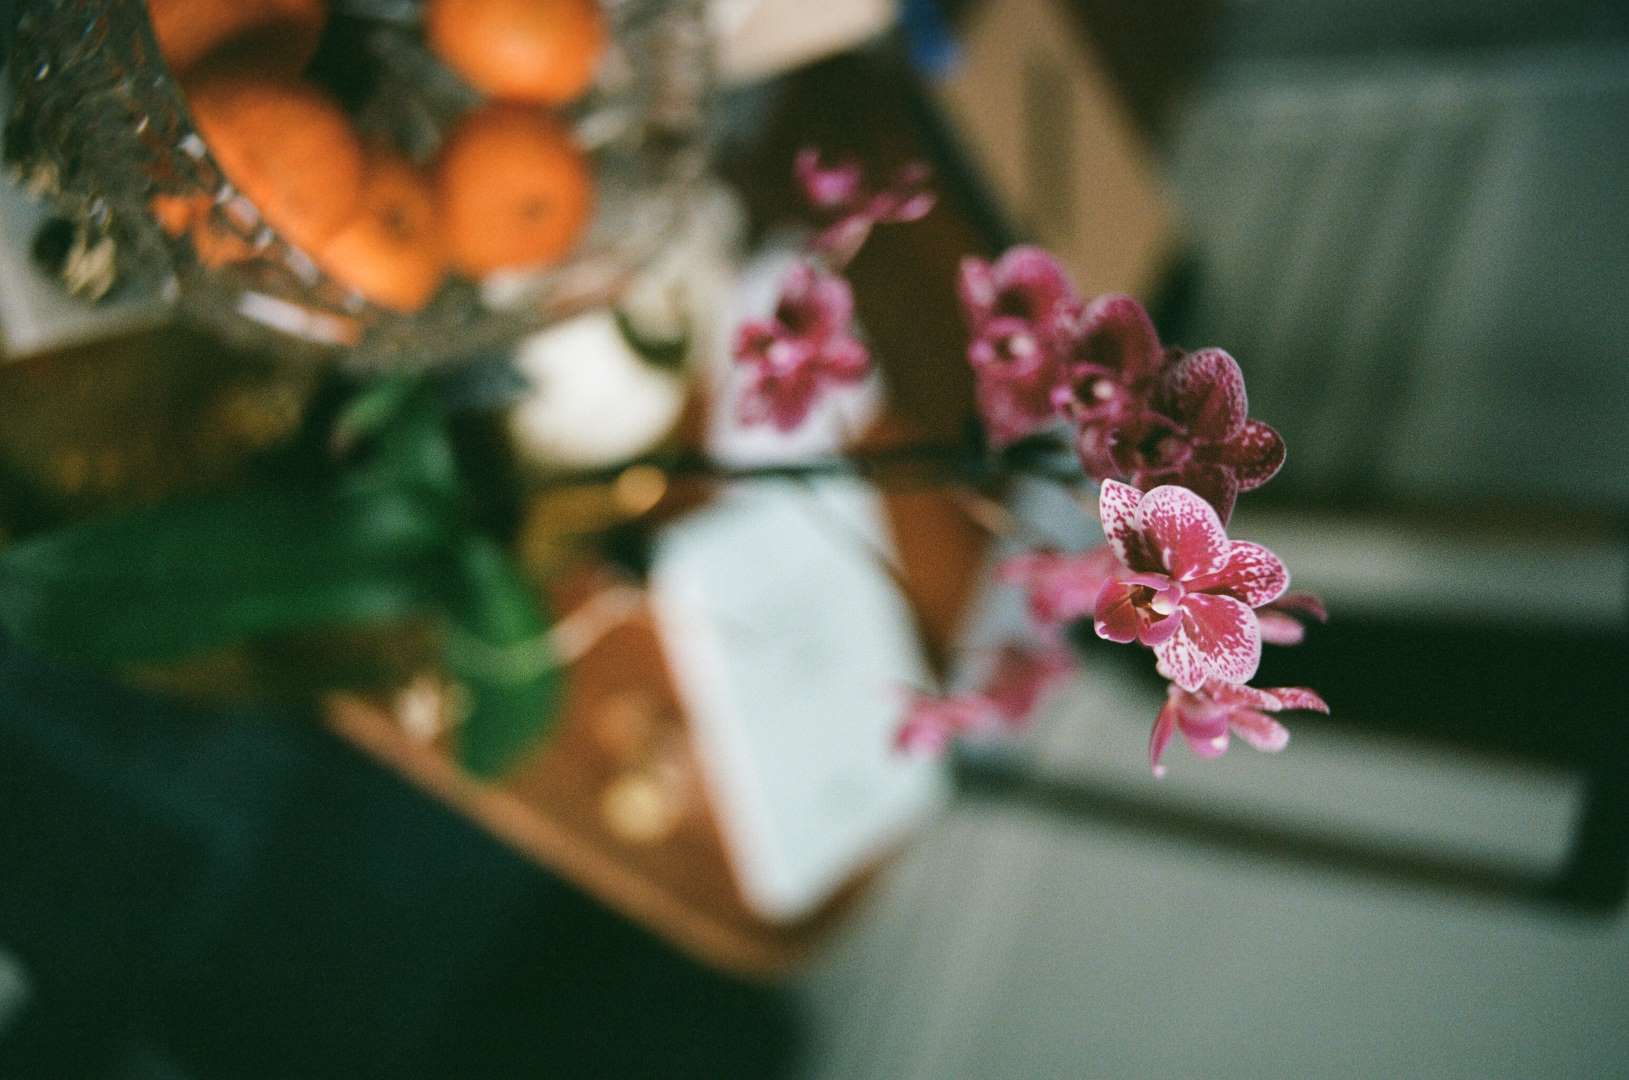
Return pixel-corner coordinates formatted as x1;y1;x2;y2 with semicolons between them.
435;104;593;276
316;149;447;312
147;192;258;267
146;0;327;75
183;72;363;255
425;0;606;105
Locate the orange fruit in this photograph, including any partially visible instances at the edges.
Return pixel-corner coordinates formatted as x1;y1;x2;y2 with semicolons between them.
147;192;258;267
426;0;606;105
183;72;363;255
315;149;448;313
149;192;200;237
146;0;327;76
189;211;260;268
435;104;593;276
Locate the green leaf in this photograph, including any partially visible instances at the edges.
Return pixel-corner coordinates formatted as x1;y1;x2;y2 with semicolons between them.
331;374;428;452
0;482;453;665
342;380;462;507
445;535;561;779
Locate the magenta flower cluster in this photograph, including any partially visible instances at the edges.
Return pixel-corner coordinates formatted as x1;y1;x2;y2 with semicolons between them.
731;150;938;432
959;247;1284;524
964;247;1326;774
727;152;1325;777
734;262;871;431
948;249;1328;775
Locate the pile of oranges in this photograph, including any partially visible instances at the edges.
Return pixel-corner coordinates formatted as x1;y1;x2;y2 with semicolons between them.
146;0;604;313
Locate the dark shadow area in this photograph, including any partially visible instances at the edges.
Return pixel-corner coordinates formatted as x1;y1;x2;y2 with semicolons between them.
966;613;1629;912
0;636;801;1080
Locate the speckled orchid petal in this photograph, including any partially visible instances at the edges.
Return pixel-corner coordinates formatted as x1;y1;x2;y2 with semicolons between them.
975;377;1051;447
968;317;1066;445
1208;540;1290;608
1140;609;1183;647
1269;686;1330;714
1150;678;1316;770
1153;630;1209;693
1228;709;1289;752
1068;293;1164;385
1150;697;1179;778
812;216;874;264
1166;348;1248;443
737;365;820;432
1204;681;1277;711
733;320;778;366
1137;485;1231;581
1173;462;1240;525
894;710;954;754
1074;423;1120;482
957;256;998;326
1098;479;1153;571
798;153;936;264
1219;419;1286;491
1180;592;1262;685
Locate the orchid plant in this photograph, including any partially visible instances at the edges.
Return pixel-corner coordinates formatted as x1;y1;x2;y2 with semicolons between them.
0;148;1327;786
737;150;1329;777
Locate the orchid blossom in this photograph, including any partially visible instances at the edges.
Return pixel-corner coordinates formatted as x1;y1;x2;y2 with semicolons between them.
795;149;936;266
894;691;992;755
999;545;1124;629
967;316;1068;445
957;246;1080;335
734;261;870;431
1149;679;1330;778
894;644;1073;755
727;173;1327;776
1092;480;1289;692
1050;293;1171;481
1126;348;1286;523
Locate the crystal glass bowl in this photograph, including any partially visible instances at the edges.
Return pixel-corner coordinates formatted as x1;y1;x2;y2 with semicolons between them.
6;0;709;370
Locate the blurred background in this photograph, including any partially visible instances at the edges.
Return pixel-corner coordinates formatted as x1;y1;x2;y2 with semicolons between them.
2;0;1627;1076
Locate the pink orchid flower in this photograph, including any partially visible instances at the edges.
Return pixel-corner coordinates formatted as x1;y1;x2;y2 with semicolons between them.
1092;480;1289;692
894;644;1074;755
795;149;936;266
999;545;1125;628
967;316;1067;445
1050;294;1171;482
894;691;991;754
981;643;1075;729
1258;591;1329;646
1121;348;1286;523
1149;679;1329;778
734;261;870;431
957;246;1080;336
